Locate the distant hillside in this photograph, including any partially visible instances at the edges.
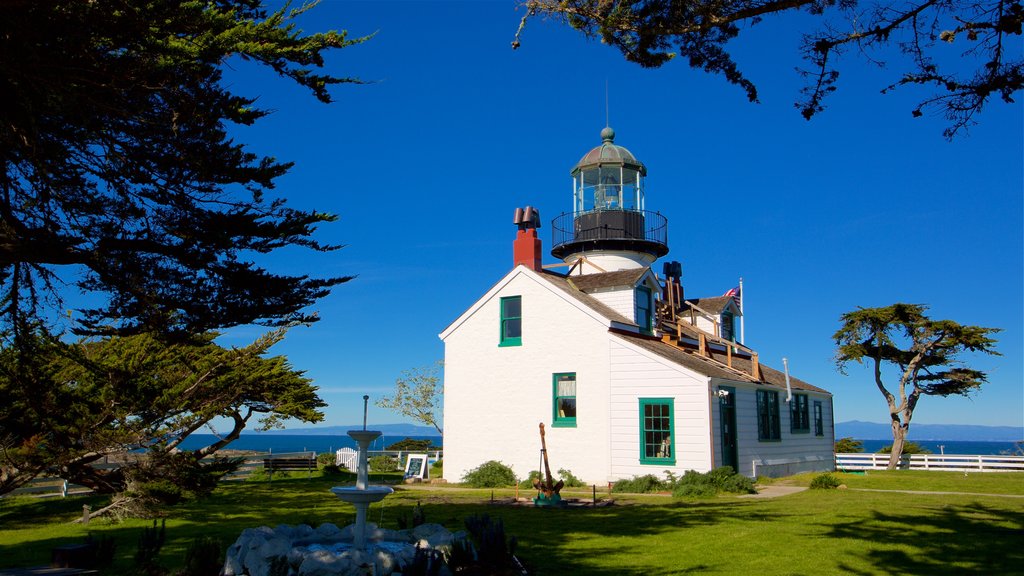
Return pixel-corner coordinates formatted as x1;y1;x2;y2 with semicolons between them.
837;421;1023;442
242;423;440;437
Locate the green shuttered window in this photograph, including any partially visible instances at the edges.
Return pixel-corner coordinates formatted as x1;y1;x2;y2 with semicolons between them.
499;296;521;347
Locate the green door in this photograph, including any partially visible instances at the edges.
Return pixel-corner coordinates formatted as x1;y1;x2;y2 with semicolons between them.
719;387;738;470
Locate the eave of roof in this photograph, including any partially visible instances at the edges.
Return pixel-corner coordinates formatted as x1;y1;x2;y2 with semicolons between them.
568;268;650;292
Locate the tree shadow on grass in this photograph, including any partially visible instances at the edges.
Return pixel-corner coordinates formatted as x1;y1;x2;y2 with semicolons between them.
821;501;1024;575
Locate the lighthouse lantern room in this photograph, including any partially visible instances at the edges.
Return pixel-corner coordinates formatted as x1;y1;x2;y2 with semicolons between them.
550;127;669;272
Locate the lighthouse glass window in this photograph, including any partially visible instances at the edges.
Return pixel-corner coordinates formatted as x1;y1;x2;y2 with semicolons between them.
499;296;521;347
639;398;675;465
552;373;577;427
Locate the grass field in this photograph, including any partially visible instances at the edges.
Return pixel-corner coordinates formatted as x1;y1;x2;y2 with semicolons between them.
1;471;1022;575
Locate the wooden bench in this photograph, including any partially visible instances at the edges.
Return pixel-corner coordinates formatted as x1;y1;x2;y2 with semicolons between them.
262;457;315;478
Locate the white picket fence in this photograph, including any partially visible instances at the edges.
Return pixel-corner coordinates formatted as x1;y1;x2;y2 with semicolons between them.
837;452;1024;472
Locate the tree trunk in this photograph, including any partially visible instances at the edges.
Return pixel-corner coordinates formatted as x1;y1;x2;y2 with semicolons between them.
887;419;908;470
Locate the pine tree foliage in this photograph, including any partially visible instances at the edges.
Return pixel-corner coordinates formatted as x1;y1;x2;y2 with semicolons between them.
516;0;1022;137
0;327;324;508
0;0;366;340
833;303;999;469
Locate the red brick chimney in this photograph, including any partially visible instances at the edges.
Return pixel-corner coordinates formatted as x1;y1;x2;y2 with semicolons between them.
512;206;542;271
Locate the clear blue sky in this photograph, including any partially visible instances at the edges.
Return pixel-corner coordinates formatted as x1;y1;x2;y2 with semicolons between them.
214;1;1023;431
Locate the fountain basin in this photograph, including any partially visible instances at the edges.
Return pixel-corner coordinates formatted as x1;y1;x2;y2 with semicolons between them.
330;485;394;504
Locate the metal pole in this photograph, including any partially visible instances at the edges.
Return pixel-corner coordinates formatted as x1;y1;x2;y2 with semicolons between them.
362;395;369;430
739;277;745;345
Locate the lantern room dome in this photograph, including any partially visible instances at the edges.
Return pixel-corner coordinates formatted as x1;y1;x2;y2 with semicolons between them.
572;127;646;175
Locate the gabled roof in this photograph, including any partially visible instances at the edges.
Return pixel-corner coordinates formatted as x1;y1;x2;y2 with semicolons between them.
438;265;637;340
612;330;830;395
536;270;636;326
684;296;739;316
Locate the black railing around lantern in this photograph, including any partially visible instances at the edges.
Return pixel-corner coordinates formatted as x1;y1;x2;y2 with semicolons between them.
550;209;669;260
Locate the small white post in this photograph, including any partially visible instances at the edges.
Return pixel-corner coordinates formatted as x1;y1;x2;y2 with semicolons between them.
61;479;68;498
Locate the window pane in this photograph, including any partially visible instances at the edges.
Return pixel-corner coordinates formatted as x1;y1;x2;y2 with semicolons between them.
504;318;521;338
558;398;576;418
503;297;521;318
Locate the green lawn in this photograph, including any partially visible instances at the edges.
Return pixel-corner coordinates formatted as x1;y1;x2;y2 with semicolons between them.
2;471;1022;575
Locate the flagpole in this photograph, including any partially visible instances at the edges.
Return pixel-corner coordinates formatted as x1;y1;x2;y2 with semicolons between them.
739;277;744;345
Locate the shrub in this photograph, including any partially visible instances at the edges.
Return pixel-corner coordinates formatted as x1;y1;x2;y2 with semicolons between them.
316;453;335;470
518;470;542;489
558;468;586;488
180;536;222;576
810;473;841;490
835;437;864;453
429;458;443;478
386;438;436;451
462;461;518;488
610;474;665;493
369;455;400;473
670;467;755;499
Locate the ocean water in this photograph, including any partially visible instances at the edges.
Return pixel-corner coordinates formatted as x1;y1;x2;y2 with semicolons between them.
176;434;1017;457
855;439;1019;455
177;433;441;455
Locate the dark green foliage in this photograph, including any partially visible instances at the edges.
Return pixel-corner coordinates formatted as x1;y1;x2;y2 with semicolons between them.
835;437;864;453
810;473;842;490
670;467;755;499
429;459;443;478
386;438;437;452
880;442;932;455
0;0;365;340
557;468;586;488
135;520;166;575
369;455;400;473
520;1;1023;138
316;453;336;469
181;537;222;576
462;514;518;571
397;501;427;530
518;470;543;489
0;328;316;506
461;461;518;488
611;474;666;493
834;303;999;468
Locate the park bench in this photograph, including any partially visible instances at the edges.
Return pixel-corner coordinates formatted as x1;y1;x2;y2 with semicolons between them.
262;456;315;479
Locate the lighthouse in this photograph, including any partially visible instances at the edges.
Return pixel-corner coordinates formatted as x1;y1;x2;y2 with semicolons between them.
550;127;669;273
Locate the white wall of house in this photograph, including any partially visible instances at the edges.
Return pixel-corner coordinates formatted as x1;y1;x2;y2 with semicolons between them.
607;337;714;481
710;379;835;477
442;268;615;485
588;287;635;324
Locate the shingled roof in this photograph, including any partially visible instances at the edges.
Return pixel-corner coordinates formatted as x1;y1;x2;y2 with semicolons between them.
683;296;735;315
567;268;649;293
536;270;637;326
612;331;829;394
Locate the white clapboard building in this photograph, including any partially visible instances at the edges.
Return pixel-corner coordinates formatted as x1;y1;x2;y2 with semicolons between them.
440;128;835;483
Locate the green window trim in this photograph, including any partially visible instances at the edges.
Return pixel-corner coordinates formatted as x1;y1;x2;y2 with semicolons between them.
499;296;522;347
639;398;676;465
791;394;810;433
721;311;735;342
757;389;781;441
552;373;577;428
635;286;653;334
813;401;824;437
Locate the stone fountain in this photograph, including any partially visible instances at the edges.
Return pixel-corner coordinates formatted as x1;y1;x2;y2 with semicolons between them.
329;396;394;551
220;395;462;576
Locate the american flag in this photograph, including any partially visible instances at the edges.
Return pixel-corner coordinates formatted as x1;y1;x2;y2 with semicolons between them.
724;285;741;308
